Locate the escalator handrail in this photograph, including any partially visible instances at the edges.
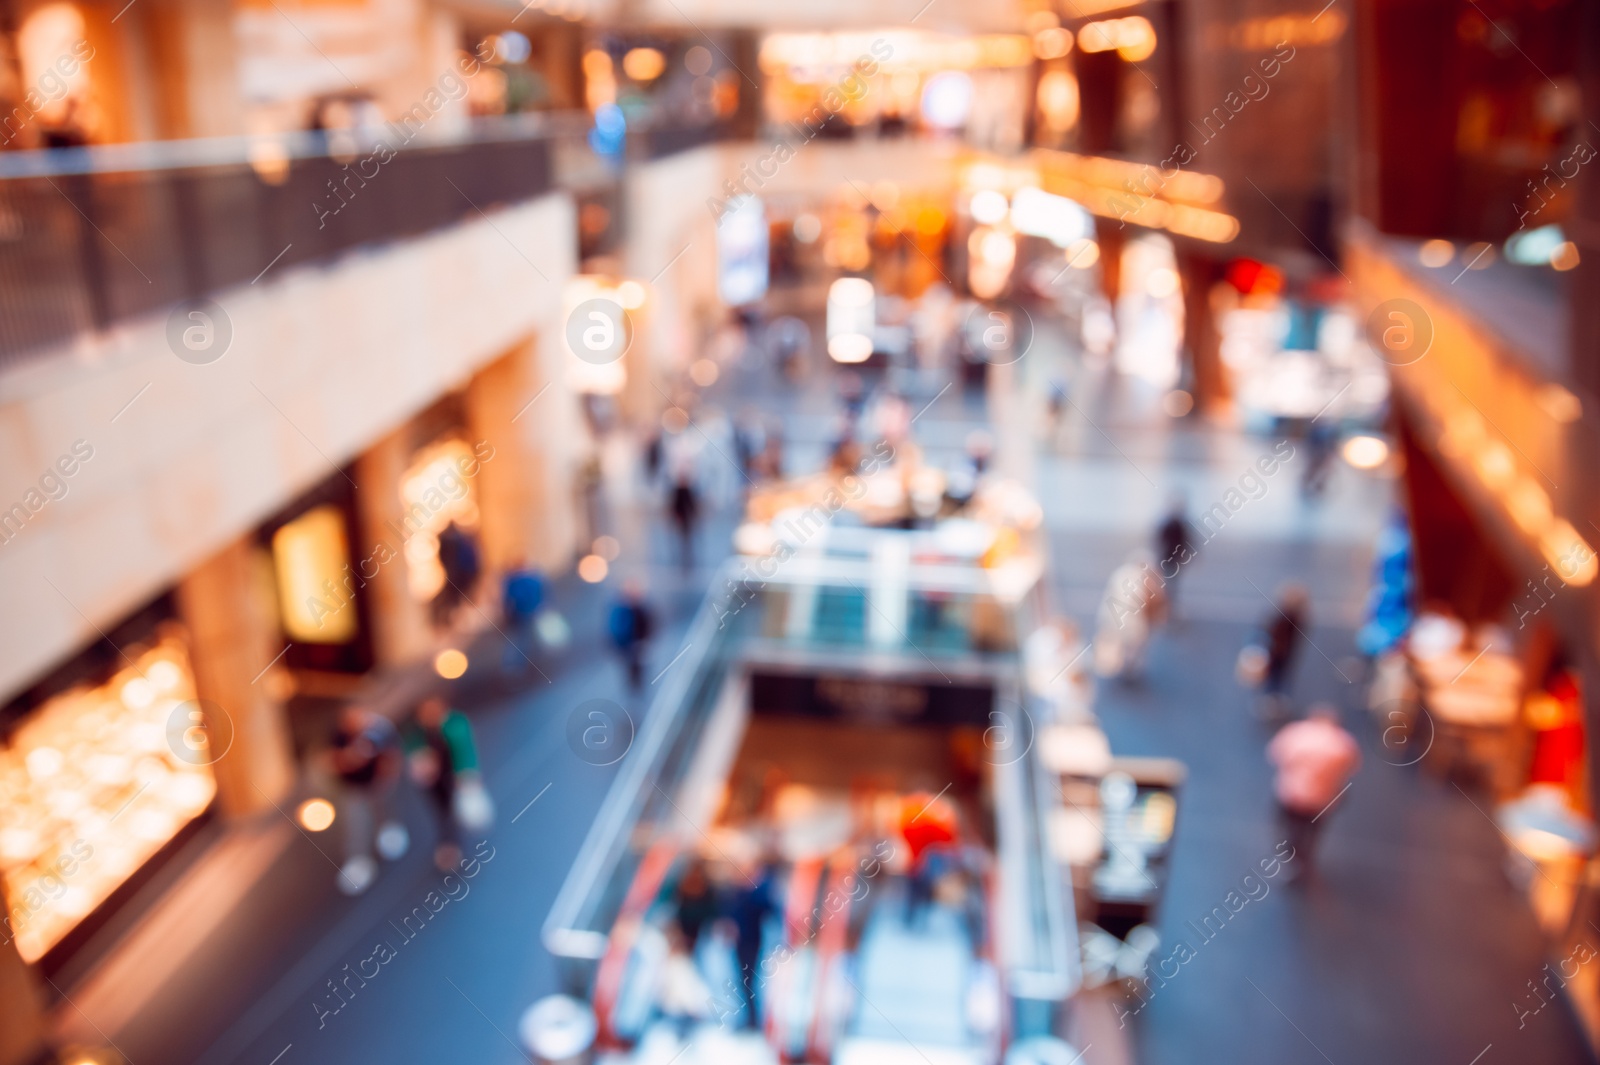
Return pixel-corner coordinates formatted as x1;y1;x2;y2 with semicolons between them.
543;569;740;959
806;856;859;1062
592;840;681;1046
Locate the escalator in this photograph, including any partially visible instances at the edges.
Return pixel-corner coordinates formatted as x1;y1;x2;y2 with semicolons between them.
544;539;1078;1064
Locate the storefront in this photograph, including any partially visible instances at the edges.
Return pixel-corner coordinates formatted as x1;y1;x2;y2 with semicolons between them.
0;598;216;970
1351;227;1600;1043
258;393;493;739
261;472;374;682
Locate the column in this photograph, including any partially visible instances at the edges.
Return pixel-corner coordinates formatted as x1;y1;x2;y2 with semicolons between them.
1094;217;1126;308
1176;248;1229;412
1566;0;1600;420
136;0;246;139
175;537;297;818
353;428;434;667
0;937;47;1065
467;336;580;576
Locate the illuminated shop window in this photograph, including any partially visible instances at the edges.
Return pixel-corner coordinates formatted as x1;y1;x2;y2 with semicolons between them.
0;637;216;962
400;438;482;601
272;504;359;644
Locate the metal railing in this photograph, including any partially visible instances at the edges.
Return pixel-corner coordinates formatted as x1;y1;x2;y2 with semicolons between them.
0;110;731;372
0;121;556;369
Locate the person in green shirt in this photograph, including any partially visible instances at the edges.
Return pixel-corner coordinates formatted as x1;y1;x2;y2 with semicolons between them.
406;696;488;870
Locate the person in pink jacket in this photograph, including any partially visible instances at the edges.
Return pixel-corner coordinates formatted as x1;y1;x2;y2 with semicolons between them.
1268;704;1361;876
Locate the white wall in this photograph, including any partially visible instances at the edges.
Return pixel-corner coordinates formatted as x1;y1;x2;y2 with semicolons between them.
0;192;578;703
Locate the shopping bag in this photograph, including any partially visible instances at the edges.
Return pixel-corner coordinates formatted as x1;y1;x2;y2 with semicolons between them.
454;774;496;833
1235;644;1269;688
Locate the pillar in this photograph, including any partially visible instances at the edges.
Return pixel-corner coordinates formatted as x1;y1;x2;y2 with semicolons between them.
1176;248;1229;412
1568;0;1600;408
136;0;245;139
1094;216;1126;308
1074;47;1122;155
353;428;434;667
175;537;297;818
467;336;580;576
0;937;47;1065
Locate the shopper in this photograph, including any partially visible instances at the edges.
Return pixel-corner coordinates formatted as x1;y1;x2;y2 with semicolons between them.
1093;552;1166;681
330;705;406;895
1301;420;1337;498
406;696;490;870
1156;492;1196;615
669;472;700;572
672;860;718;952
728;858;779;1028
1267;704;1361;876
1046;377;1070;447
607;579;656;689
1259;583;1311;717
433;521;482;628
734;408;767;485
500;563;545;674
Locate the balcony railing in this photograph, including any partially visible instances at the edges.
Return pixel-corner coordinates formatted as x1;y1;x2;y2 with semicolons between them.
0;109;740;372
0;115;587;371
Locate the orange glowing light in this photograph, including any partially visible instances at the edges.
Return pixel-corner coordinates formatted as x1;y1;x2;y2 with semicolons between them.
434;648;469;679
297;798;336;832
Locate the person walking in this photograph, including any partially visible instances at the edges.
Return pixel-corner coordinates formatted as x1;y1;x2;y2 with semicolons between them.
407;696;491;870
671;860;718;953
669;473;700;572
1259;583;1311;717
1156;492;1196;616
1301;420;1337;499
330;705;406;895
500;563;545;674
1267;704;1361;876
728;858;778;1028
433;521;482;628
1093;552;1166;681
608;579;656;689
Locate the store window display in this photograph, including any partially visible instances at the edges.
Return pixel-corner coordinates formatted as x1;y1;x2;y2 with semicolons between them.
0;636;216;962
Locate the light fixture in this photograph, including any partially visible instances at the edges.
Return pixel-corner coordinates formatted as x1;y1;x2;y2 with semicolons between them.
616;280;646;309
1536;383;1581;423
1145;266;1179;298
577;554;609;582
827;277;875;359
297;798;336;832
828;334;874;363
1033;27;1073;60
1035;69;1080;130
622;47;665;81
1418;239;1454;268
433;648;469;679
690;358;720;387
969;189;1009;226
1463;241;1495;269
1078;16;1156;61
1342;435;1389;470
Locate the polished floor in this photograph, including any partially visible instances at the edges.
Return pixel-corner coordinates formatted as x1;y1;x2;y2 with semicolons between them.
48;313;1592;1065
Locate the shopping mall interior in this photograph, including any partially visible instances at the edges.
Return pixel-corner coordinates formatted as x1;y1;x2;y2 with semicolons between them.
0;0;1598;1062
